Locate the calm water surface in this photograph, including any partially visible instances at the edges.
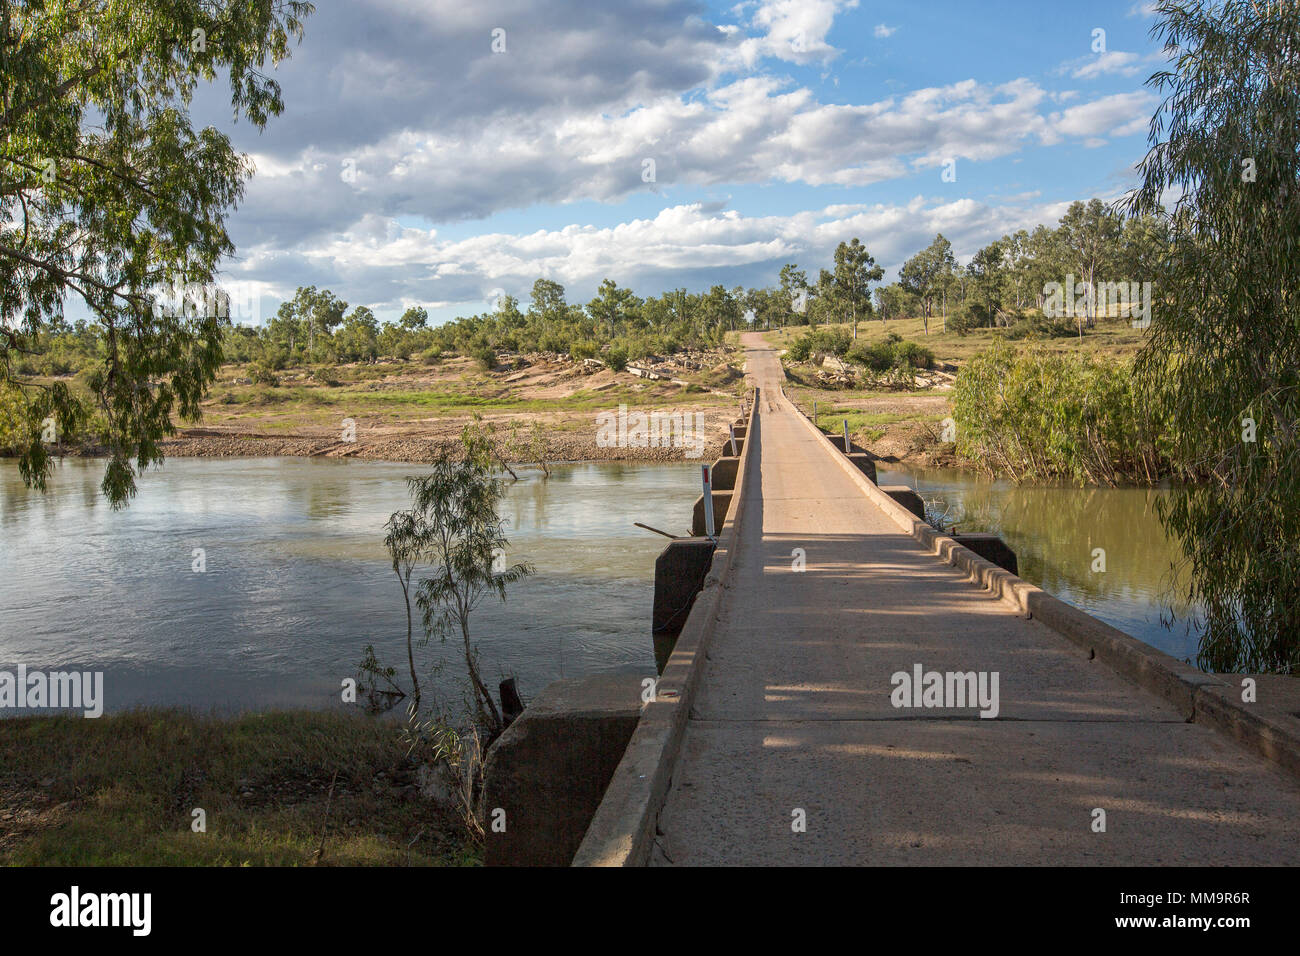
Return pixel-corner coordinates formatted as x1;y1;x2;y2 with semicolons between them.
1;458;696;713
880;465;1199;664
0;457;1201;715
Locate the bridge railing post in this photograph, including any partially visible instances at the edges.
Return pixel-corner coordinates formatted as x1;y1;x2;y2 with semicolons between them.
701;464;715;538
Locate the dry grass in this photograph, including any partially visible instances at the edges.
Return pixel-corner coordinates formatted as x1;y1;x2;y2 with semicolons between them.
0;709;479;866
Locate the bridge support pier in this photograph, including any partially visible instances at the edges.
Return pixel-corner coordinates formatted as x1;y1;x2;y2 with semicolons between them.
482;674;642;867
951;533;1018;575
845;452;877;484
879;485;926;520
710;456;739;491
653;537;717;671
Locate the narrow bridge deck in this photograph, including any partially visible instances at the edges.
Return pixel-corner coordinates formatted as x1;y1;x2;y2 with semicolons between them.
650;333;1300;865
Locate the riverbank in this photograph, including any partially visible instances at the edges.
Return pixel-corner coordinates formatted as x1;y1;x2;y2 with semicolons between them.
0;709;478;866
34;350;753;465
761;313;1154;471
782;385;965;468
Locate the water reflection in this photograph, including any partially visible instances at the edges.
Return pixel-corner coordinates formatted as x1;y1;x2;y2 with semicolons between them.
883;466;1201;665
0;456;1207;717
1;457;696;714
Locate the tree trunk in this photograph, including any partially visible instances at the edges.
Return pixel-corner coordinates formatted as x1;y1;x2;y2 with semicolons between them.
462;618;502;731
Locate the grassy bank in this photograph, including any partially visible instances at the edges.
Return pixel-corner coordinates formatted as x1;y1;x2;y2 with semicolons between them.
761;315;1150;469
761;312;1149;366
0;709;478;866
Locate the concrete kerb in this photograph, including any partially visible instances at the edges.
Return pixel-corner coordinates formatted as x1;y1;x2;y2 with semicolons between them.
572;388;762;866
785;391;1300;778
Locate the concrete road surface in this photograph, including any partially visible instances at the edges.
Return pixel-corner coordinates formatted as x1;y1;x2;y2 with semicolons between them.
650;332;1300;865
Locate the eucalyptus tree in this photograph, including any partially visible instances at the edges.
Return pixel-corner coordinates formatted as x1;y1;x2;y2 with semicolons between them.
0;0;313;505
899;234;955;334
778;263;809;328
1058;199;1123;332
399;306;429;330
967;240;1007;326
808;268;837;329
832;238;884;338
396;432;534;731
1126;0;1300;673
586;278;640;338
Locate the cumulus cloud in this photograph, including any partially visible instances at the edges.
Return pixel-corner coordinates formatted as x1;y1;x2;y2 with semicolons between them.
225;197;1088;316
233;75;1153;252
1075;50;1143;78
874;23;897;38
1048;91;1158;143
732;0;861;65
190;0;1160;320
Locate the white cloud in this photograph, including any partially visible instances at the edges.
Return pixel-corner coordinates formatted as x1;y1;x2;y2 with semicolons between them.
229;197;1092;315
1069;50;1143;79
198;0;1164;318
733;0;860;66
237;75;1146;247
874;23;897;38
1049;91;1157;144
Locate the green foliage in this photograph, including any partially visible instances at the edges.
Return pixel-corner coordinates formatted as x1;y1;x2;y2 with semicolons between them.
247;362;279;387
411;443;533;733
1126;0;1300;672
375;438;533;732
953;344;1172;486
0;0;314;506
846;332;935;372
605;345;628;372
786;336;812;362
787;327;850;358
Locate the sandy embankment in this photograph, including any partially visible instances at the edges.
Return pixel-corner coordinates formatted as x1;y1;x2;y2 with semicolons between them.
152;351;749;465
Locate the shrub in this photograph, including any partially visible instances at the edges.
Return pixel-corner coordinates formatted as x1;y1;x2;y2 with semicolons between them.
845;332;933;373
247;362;279;387
952;343;1171;485
892;340;934;369
847;339;894;372
1002;314;1076;340
810;327;851;356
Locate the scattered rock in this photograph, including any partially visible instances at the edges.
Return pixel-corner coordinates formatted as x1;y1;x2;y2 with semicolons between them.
416;762;457;804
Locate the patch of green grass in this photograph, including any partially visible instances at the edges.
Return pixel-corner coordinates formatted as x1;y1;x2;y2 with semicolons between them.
812;405;946;442
0;709;477;866
204;380;734;423
763;314;1149;368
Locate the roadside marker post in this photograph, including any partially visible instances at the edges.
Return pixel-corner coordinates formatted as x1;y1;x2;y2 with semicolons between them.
843;419;850;454
729;424;738;457
701;465;716;538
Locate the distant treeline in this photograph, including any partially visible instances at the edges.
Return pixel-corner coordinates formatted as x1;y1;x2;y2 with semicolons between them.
8;197;1166;383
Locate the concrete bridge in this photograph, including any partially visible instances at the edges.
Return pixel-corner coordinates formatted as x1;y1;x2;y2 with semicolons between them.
489;333;1300;866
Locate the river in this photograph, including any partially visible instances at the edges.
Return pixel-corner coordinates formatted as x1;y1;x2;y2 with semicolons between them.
0;457;1199;715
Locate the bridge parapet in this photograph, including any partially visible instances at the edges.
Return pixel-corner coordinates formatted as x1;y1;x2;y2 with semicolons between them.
573;388;761;866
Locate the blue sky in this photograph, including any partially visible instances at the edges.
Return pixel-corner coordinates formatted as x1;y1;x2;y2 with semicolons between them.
195;0;1172;327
